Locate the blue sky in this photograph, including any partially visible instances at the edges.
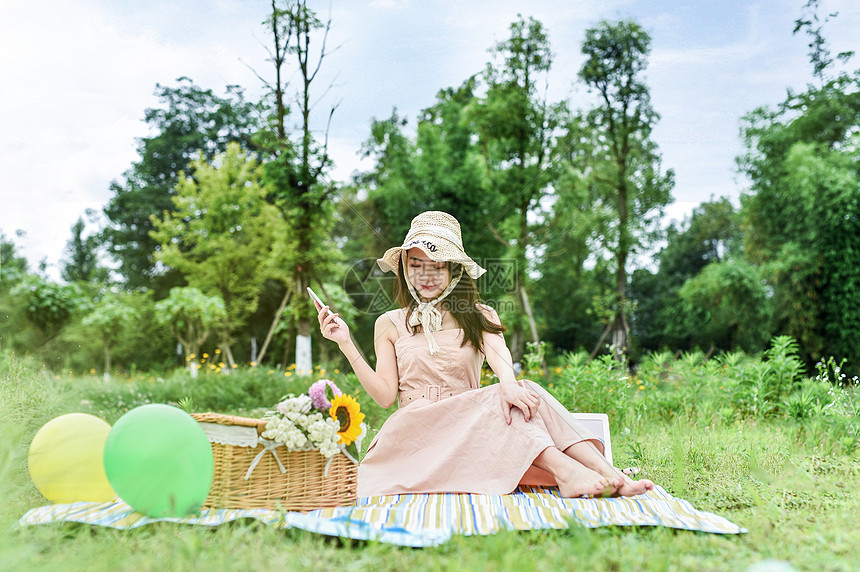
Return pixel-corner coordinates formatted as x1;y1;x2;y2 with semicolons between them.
1;0;857;279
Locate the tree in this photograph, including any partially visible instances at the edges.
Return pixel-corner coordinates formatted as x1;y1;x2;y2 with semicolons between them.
103;78;262;292
0;231;31;353
573;19;675;359
471;15;560;363
257;0;340;374
151;143;284;369
357;80;507;299
81;292;138;379
738;0;860;368
0;230;28;285
533;162;609;355
793;0;855;85
675;259;772;353
630;198;744;351
14;277;87;345
740;125;860;366
154;287;226;377
61;213;106;284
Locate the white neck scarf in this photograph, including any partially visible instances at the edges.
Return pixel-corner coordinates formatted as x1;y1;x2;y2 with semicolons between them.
402;251;464;355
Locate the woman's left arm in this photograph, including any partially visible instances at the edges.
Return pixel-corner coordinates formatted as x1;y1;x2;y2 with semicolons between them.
480;308;540;424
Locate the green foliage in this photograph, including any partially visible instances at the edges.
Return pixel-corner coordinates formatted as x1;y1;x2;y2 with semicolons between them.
548;335;858;456
81;292;138;340
523;340;549;376
472;15;559;359
103;78;263;292
81;292;140;374
630;197;745;351
793;0;855;84
533;163;609;353
154;287;226;359
151;143;283;336
255;0;342;350
12;277;88;341
552;352;635;427
676;259;772;352
0;231;28;285
739;70;860;369
61;214;106;284
0;233;33;352
2;349;859;570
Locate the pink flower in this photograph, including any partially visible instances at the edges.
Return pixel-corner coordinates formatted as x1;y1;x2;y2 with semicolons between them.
308;379;342;411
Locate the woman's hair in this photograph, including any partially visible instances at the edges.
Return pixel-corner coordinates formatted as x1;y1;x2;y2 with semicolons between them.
394;259;505;352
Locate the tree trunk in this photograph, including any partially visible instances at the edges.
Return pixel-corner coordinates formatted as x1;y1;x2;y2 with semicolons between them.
511;198;530;364
590;322;612;360
295;272;312;374
611;312;629;362
613;157;630;361
256;285;293;366
281;318;295;369
519;285;548;377
103;341;111;382
220;338;236;374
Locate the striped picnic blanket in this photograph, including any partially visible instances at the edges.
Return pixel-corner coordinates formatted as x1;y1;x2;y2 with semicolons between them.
17;485;745;547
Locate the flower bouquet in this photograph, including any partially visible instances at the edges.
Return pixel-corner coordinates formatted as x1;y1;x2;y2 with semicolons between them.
261;379;366;465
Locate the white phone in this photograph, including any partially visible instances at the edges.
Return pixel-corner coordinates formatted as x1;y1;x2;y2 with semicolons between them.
307;287;333;316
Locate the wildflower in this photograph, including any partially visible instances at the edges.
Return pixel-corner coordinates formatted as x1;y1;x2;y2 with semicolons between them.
638;384;645;391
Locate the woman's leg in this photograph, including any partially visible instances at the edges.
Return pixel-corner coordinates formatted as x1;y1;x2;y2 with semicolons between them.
532;446;615;498
563;441;654;496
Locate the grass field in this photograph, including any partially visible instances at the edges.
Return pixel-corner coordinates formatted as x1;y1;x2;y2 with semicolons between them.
1;347;858;572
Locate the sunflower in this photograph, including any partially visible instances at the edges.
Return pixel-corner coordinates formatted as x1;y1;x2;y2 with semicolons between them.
329;394;365;446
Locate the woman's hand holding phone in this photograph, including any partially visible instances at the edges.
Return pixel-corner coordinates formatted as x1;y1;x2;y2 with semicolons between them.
309;287;350;344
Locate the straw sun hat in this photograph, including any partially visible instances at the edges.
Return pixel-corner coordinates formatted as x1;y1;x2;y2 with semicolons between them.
377;211;486;280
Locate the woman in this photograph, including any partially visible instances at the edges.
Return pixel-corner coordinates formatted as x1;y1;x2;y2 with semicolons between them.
316;211;653;498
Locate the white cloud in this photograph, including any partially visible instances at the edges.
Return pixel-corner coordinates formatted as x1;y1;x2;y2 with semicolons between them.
0;0;268;277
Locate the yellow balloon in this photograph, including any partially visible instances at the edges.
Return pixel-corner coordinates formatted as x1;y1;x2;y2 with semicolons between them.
28;413;116;503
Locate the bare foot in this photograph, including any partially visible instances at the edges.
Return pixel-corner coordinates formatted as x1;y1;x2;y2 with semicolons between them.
584;464;654;497
612;474;654;497
556;463;617;498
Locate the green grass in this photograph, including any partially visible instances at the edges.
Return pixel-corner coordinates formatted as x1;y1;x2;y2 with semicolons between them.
2;351;858;572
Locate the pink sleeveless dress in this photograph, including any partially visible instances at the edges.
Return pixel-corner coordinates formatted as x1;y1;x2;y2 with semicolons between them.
356;307;604;497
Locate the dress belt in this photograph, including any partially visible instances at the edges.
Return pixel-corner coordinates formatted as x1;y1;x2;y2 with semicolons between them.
397;385;472;407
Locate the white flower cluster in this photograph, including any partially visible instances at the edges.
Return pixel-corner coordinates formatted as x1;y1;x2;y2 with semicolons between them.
261;394;342;458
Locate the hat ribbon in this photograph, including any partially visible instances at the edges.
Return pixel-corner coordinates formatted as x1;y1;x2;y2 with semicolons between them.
403;251;463;355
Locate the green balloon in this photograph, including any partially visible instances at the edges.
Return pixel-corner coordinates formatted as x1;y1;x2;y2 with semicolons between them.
103;404;213;517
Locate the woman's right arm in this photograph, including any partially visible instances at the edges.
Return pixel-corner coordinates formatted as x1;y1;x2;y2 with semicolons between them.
318;306;400;408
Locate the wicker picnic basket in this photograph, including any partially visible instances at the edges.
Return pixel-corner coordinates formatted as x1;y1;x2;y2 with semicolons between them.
190;412;358;511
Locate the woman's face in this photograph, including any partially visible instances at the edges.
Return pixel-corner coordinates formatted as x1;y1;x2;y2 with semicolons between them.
405;247;450;301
